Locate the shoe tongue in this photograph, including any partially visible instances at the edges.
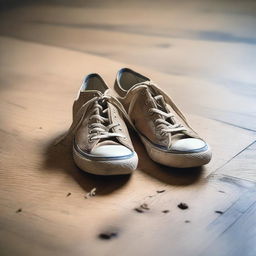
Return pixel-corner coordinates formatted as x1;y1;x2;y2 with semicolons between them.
147;88;174;124
84;88;111;101
147;88;186;140
81;90;102;102
94;99;119;145
154;94;167;111
145;88;166;115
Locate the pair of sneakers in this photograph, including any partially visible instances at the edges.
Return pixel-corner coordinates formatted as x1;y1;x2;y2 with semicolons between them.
58;68;212;175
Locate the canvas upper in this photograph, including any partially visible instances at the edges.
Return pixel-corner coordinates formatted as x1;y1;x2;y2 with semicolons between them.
114;68;212;167
58;73;136;160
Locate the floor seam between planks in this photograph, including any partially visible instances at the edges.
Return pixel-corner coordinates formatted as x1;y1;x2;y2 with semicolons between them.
208;139;256;178
209;199;256;244
219;173;256;185
212;118;256;133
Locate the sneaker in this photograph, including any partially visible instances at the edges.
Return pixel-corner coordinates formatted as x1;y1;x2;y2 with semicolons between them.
57;73;138;175
114;68;212;168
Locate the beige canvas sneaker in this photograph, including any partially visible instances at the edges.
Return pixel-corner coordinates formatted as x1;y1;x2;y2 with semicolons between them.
114;68;212;168
57;73;138;175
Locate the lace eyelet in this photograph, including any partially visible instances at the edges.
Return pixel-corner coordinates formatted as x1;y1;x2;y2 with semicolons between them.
148;109;154;116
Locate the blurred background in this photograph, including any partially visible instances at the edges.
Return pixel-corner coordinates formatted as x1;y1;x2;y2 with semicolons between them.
1;0;256;130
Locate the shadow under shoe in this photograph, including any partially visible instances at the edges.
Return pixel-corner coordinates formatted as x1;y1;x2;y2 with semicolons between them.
130;131;204;186
43;133;131;195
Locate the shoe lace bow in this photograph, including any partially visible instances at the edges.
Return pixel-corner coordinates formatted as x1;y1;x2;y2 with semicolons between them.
149;93;186;135
55;94;133;144
129;81;192;136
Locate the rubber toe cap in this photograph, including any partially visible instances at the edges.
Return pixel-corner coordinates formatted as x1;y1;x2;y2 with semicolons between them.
90;145;133;158
171;138;207;153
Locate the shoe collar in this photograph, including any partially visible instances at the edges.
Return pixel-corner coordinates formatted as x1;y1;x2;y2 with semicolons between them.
115;68;150;97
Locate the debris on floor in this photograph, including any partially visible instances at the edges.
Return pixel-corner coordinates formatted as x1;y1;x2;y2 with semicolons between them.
134;203;150;213
85;188;97;199
140;203;150;210
162;210;170;213
215;210;224;214
16;208;22;213
134;207;144;213
157;190;166;193
66;192;71;197
218;190;225;193
177;202;189;210
98;232;118;240
185;220;191;223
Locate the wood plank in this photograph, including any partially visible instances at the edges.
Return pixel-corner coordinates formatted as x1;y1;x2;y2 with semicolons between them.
218;141;256;182
202;199;256;256
0;36;256;256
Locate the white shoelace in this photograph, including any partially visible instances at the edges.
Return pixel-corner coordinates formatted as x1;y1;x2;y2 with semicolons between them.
87;99;125;141
149;94;186;136
128;81;192;137
55;94;134;145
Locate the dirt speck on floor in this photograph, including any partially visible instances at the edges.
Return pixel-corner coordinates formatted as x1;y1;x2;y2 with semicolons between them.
16;208;22;213
177;202;189;210
140;203;150;210
162;210;170;213
66;192;71;197
134;208;144;213
98;232;117;240
185;220;191;223
215;210;224;214
134;203;150;213
157;190;165;193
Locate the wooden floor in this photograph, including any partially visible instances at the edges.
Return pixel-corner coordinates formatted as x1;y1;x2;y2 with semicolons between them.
0;1;256;255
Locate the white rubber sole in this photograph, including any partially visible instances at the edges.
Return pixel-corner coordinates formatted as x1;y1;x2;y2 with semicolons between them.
73;146;138;175
140;135;212;168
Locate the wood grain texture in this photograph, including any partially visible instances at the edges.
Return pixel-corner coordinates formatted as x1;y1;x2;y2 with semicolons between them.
1;1;256;130
0;1;256;255
218;141;256;182
0;36;256;256
202;197;256;256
